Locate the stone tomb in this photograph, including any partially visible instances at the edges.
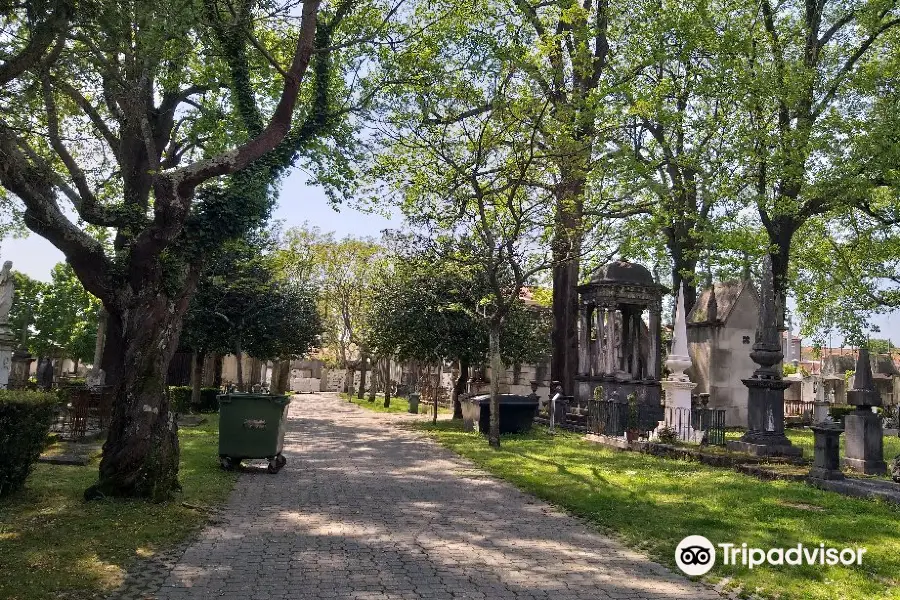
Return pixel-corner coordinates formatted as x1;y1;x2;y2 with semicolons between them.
574;260;666;432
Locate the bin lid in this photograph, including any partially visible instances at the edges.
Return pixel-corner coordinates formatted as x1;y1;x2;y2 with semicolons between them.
468;393;538;406
218;393;291;406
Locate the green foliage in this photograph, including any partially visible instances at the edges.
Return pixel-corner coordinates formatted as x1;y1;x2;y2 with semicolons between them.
0;391;57;497
276;225;384;366
182;233;323;362
365;253;551;367
868;338;895;355
8;264;100;363
829;405;857;424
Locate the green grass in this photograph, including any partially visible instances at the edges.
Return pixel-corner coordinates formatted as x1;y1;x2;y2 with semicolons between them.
0;416;236;600
415;420;900;600
341;392;451;415
724;428;900;466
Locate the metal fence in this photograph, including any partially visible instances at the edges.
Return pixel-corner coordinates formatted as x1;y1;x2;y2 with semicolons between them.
582;400;726;446
585;400;663;438
659;406;727;446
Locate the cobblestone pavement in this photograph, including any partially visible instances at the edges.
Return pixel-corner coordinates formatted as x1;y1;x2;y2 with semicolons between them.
142;392;721;600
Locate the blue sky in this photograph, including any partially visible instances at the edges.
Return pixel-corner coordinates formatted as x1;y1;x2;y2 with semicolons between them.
1;169;897;346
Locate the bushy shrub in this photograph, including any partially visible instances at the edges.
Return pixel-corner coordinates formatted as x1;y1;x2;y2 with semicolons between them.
168;386;221;414
0;390;57;497
829;405;856;423
169;386;192;414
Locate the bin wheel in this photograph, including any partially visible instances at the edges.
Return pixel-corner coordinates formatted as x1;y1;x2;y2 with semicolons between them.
220;456;235;471
268;454;286;474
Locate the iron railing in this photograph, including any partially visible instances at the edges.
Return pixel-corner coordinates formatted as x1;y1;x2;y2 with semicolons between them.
659;406;727;446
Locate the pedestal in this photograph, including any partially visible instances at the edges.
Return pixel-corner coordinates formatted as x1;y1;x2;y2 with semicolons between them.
844;410;887;475
661;378;696;441
9;348;34;388
809;424;844;481
0;324;15;389
727;378;802;457
813;401;830;424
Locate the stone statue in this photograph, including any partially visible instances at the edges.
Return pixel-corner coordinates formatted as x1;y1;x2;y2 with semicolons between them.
0;260;13;325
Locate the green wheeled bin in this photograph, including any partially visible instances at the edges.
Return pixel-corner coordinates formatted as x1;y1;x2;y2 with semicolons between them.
218;393;290;473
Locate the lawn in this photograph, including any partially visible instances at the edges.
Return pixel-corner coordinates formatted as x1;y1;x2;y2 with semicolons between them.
724;428;900;465
416;420;900;600
342;392;451;416
0;416;236;600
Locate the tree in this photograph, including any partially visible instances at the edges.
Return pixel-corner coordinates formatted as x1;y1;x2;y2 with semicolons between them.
7;263;99;365
606;0;746;312
182;234;322;391
732;0;900;321
277;226;384;393
371;0;633;397
378;79;556;446
0;0;372;499
31;263;100;366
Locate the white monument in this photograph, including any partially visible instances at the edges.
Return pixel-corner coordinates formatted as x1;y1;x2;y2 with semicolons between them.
661;284;696;441
0;260;15;389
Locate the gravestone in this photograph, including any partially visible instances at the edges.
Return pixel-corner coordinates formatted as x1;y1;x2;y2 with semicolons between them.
843;348;887;475
726;257;801;457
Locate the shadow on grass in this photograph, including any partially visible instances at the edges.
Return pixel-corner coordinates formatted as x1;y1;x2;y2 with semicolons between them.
0;415;236;600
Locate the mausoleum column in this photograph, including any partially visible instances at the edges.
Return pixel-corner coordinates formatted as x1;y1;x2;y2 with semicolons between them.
648;307;660;380
605;307;616;374
577;306;590;376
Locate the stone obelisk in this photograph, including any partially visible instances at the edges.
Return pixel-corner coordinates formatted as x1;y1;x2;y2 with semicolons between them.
661;283;696;440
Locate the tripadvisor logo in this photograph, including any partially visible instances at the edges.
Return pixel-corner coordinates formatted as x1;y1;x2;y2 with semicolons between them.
675;535;716;576
675;536;867;576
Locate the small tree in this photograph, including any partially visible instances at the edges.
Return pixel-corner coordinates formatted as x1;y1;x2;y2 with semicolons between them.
182;234;322;393
377;86;557;446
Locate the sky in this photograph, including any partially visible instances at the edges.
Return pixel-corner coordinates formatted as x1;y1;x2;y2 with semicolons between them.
1;169;897;345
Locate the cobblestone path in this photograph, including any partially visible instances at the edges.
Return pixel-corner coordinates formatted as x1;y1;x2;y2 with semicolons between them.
125;392;720;600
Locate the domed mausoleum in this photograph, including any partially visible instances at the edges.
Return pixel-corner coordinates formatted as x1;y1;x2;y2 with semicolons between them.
575;260;667;429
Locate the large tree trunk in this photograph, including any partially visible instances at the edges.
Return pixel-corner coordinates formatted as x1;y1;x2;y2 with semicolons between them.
550;258;579;396
452;359;468;420
213;354;223;389
234;343;245;392
357;352;368;399
100;311;126;389
550;178;583;396
670;249;699;316
87;286;194;501
382;359;391;408
271;358;290;395
368;360;377;402
431;362;439;425
488;325;502;448
190;350;202;410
